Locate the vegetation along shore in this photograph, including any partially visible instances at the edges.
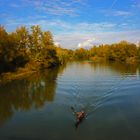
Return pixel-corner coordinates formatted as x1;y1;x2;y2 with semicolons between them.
0;25;140;83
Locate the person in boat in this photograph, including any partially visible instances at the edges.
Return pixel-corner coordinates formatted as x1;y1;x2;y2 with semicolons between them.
71;107;86;128
75;110;86;128
76;111;85;122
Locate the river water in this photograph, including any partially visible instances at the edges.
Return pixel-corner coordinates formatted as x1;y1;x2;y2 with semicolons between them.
0;61;140;140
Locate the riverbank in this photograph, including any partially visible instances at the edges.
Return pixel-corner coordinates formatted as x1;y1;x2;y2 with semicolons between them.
0;59;59;85
1;58;140;85
89;56;140;64
0;67;35;85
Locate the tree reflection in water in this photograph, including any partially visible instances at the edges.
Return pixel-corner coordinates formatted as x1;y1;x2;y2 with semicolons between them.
0;65;67;126
90;61;140;75
0;61;139;126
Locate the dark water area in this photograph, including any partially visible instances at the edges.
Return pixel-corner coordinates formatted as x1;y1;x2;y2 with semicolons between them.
0;61;140;140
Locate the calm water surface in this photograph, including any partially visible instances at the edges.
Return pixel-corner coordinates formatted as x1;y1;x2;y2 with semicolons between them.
0;61;140;140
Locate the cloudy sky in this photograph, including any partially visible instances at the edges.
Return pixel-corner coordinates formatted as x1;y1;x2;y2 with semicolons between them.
0;0;140;48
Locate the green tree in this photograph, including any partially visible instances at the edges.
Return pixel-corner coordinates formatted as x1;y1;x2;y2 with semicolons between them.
74;48;89;60
29;25;42;58
10;26;29;67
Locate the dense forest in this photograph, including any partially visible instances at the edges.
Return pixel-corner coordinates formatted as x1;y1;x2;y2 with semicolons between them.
0;25;59;74
0;25;140;76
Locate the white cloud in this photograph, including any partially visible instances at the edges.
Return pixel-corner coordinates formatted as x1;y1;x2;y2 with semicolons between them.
102;9;132;17
54;42;60;47
77;38;96;49
54;30;140;49
3;17;140;49
5;17;117;33
22;0;86;16
28;20;117;33
112;10;132;16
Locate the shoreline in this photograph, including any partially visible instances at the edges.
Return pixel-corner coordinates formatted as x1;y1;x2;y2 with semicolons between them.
0;59;60;85
0;69;36;85
0;59;139;85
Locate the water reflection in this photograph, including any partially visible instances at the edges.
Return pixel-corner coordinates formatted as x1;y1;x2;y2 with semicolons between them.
0;61;140;129
0;66;66;126
88;60;140;75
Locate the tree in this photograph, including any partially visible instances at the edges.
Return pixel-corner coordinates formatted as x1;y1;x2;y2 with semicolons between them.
74;48;89;60
0;26;9;73
10;26;29;67
29;25;42;57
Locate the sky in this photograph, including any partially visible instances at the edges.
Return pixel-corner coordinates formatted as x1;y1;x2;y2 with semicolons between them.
0;0;140;49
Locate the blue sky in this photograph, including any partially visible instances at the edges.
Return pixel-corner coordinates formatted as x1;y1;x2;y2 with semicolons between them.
0;0;140;48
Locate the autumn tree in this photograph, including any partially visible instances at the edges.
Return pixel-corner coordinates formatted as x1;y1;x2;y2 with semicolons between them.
29;25;42;58
74;48;89;60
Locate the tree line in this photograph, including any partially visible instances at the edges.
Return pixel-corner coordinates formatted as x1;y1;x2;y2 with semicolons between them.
56;41;140;63
66;41;140;62
0;25;140;74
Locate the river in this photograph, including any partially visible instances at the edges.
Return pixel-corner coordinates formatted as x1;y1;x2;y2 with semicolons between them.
0;61;140;140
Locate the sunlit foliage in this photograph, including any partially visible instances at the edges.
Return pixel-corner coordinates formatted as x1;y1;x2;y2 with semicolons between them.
0;25;59;74
56;47;74;64
0;25;140;74
88;41;139;62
